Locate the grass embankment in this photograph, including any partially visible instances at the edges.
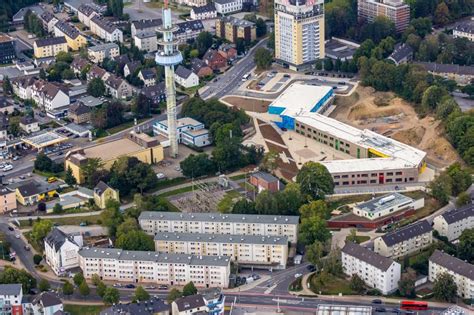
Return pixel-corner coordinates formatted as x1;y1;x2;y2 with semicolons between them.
345;235;370;244
19;214;102;228
64;304;107;315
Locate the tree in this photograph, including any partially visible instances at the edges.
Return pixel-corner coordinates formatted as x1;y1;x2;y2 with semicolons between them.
324;59;334;71
132;93;152;118
254;48;273;70
62;281;74;295
429;173;452;205
299;200;329;219
31;220;53;244
87;78;106;97
116;218;139;237
421;85;447;111
97;281;107;297
183;281;197;296
33;254;43;265
2;76;13;95
100;200;123;237
236;38;246;55
457;228;474;264
64;166;77;186
296;162;334;200
38;279;50;292
56;51;73;63
34;153;54;172
232;199;256;214
305;241;324;269
108;0;123;18
346;228;358;243
433;272;457;302
53;203;63;214
115;230;154;251
81;158;105;188
91;274;101;286
398;268;416;297
180;153;216;178
456;191;471;207
167;288;183;303
103;287;120;305
349;274;365;293
195;31;213;56
446;163;472;196
73;273;85;287
255;18;267;37
261;150;279;173
79;281;90;297
0;267;37;293
133;286;150;301
434;2;451;26
298;216;331;245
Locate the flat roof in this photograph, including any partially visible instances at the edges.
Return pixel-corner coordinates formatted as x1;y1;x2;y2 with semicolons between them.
296;113;426;167
269;84;333;116
157;117;203;128
78;247;231;266
354;193;413;214
183;129;209;137
22;131;68;149
139;211;300;225
154;232;288;245
82;138;145;161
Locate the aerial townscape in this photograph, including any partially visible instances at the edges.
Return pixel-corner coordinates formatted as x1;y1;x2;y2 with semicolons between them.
0;0;473;314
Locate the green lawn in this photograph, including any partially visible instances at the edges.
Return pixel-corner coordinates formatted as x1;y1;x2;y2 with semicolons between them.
64;304;107;315
345;235;370;244
217;190;242;213
309;273;355;295
158;186;194;198
229;174;246;180
148;177;188;193
327;194;373;211
106;118;149;135
19;214;102;228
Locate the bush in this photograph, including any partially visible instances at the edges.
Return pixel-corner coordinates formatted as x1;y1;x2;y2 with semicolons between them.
33;254;42;265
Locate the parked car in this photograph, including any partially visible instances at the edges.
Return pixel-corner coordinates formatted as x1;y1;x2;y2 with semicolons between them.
294;273;302;278
125;284;135;289
145;285;156;290
113;283;122;288
372;299;382;304
8;226;14;231
158;284;168;290
24;245;30;251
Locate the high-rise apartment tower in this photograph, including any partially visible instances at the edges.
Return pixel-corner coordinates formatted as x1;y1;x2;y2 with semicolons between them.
274;0;325;71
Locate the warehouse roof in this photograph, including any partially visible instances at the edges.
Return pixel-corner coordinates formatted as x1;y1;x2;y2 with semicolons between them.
440;204;474;224
155;232;288;245
78;247;231;266
139;211;300;224
380;220;432;247
342;242;396;271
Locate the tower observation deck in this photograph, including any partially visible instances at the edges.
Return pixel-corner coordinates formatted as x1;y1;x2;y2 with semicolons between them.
155;2;183;158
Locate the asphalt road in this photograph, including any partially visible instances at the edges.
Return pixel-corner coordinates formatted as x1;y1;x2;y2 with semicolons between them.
200;38;269;100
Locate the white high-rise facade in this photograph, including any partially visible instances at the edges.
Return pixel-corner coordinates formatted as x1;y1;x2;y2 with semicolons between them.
274;0;325;71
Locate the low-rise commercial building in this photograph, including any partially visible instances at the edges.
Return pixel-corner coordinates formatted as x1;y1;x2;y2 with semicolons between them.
78;247;231;288
155;232;288;269
429;250;474;299
214;0;243;14
249;172;282;193
342;242;401;295
139;211;299;243
433;204;474;241
88;43;120;64
54;21;87;51
134;32;158;53
216;16;256;43
33;37;68;58
44;228;83;276
374;220;433;258
352;193;424;220
154;117;210;148
65;131;164;184
10;179;59;206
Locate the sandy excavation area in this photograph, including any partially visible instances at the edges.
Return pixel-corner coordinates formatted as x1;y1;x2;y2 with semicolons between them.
331;86;460;168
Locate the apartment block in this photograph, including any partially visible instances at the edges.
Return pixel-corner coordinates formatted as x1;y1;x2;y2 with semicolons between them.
0;284;23;315
139;212;299;243
131;19;162;37
39;11;59;33
342;242;401;295
77;4;100;28
215;16;256;44
357;0;410;33
154;232;288;269
78;247;230;288
453;21;474;41
54;21;87;51
0;188;17;214
433;204;474;241
374;220;433;258
33;37;68;58
0;34;16;64
87;43;120;64
429;250;474;299
30;80;70;114
44;228;83;276
214;0;243;14
134;32;158;53
274;0;325;71
90;16;123;43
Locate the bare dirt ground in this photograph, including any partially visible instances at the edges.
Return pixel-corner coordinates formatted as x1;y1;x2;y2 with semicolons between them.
331;86;460;168
222;96;271;113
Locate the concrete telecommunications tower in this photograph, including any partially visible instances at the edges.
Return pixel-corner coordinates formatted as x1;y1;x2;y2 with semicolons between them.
155;0;182;158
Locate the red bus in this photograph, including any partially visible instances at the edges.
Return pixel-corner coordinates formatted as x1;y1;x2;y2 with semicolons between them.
400;301;429;310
